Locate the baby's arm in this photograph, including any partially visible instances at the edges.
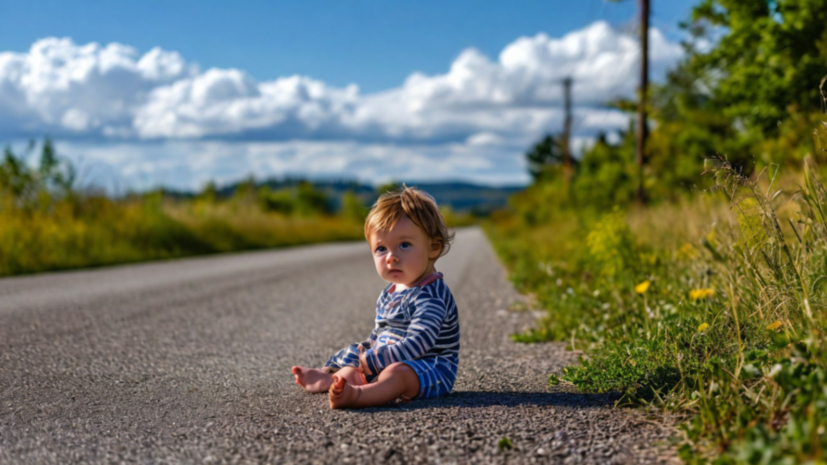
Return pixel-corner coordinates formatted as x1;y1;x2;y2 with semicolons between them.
323;326;378;371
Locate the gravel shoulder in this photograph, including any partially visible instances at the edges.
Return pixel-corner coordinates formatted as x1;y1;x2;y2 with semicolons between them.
0;226;678;464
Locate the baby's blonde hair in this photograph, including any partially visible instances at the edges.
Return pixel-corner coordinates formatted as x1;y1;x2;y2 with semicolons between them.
365;184;455;258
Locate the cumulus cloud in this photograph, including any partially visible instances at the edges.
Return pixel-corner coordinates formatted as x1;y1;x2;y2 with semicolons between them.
0;21;682;143
0;38;195;137
0;21;684;189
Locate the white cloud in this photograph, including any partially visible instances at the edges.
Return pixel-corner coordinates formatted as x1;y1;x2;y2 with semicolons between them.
0;21;684;188
50;139;530;194
0;38;195;137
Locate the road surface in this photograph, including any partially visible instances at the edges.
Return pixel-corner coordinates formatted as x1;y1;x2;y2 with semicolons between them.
0;227;677;463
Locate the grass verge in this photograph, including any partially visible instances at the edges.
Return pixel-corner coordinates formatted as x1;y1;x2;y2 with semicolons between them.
483;158;827;463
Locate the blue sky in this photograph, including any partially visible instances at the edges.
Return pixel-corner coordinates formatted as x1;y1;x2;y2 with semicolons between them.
0;1;699;191
2;0;697;92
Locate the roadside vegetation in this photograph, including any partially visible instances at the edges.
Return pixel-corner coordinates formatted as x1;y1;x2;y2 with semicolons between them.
484;1;827;462
0;139;477;277
0;140;360;277
485;159;827;462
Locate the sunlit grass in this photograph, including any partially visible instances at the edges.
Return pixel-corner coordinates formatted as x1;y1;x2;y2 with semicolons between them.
0;194;367;277
484;158;827;463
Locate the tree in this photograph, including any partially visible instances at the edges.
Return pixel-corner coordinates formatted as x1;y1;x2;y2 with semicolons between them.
0;138;75;205
294;181;332;216
340;190;368;222
677;0;827;162
573;132;637;209
199;180;217;203
233;175;257;205
375;181;402;196
525;134;567;182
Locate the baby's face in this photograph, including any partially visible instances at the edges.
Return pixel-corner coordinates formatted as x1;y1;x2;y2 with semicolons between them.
369;214;441;287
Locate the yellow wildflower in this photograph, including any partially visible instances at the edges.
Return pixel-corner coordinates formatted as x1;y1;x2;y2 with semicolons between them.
689;288;715;301
697;323;710;333
678;243;698;259
635;280;651;294
766;320;783;331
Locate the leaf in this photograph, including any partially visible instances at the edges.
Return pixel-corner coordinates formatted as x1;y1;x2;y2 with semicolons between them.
771;189;783;202
498;437;513;451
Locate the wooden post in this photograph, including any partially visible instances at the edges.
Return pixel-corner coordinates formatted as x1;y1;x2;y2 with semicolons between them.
636;0;650;203
563;76;573;178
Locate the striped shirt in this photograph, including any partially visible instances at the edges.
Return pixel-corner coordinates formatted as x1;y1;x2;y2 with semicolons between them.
324;273;460;383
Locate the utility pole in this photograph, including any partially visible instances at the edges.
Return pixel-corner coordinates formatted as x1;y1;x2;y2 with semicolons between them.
562;77;573;179
636;0;650;203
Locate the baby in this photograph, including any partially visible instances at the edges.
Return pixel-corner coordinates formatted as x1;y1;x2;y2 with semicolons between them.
291;185;459;409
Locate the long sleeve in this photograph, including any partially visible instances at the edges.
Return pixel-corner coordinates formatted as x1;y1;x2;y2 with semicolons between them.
363;287;447;375
323;327;377;370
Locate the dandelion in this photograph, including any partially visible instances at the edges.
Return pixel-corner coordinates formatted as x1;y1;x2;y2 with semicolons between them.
635;280;651;294
697;323;710;333
689;288;715;300
765;320;783;331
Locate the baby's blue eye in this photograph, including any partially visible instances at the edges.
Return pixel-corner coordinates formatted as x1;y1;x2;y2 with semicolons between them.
400;242;411;249
375;246;386;252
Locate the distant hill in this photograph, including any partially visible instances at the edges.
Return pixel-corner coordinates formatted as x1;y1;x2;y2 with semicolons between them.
385;181;526;214
166;177;526;215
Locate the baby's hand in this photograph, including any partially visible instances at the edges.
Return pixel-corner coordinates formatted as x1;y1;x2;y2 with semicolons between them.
358;345;373;377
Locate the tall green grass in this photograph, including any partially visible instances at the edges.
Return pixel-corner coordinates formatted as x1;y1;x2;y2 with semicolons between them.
0;192;370;277
0;140;477;277
484;157;827;462
0;195;476;277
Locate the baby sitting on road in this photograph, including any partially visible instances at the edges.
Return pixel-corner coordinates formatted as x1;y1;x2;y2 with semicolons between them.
291;185;459;409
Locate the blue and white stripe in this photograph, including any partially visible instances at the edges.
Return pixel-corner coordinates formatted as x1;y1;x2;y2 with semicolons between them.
324;275;460;399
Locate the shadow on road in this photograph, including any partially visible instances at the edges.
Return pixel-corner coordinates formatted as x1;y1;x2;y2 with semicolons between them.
359;390;621;412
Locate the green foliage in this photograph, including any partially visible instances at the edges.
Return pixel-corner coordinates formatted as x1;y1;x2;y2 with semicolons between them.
572;132;636;209
688;0;827;136
562;337;682;403
0;139;364;277
199;180;217;204
375;181;402;196
253;181;333;217
526;134;571;183
339;190;369;222
653;0;827;170
258;186;296;215
486;155;827;462
585;207;636;278
294;180;332;216
497;437;513;451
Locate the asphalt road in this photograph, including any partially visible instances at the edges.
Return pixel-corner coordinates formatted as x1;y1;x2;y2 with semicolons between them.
0;226;677;464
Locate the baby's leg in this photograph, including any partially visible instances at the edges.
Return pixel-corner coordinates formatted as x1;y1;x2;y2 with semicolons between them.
292;366;367;393
329;362;420;409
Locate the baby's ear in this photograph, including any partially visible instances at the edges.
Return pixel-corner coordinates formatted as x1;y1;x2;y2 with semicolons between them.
430;239;442;257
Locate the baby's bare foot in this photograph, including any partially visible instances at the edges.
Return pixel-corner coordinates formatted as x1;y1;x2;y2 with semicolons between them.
292;366;333;393
328;375;361;409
